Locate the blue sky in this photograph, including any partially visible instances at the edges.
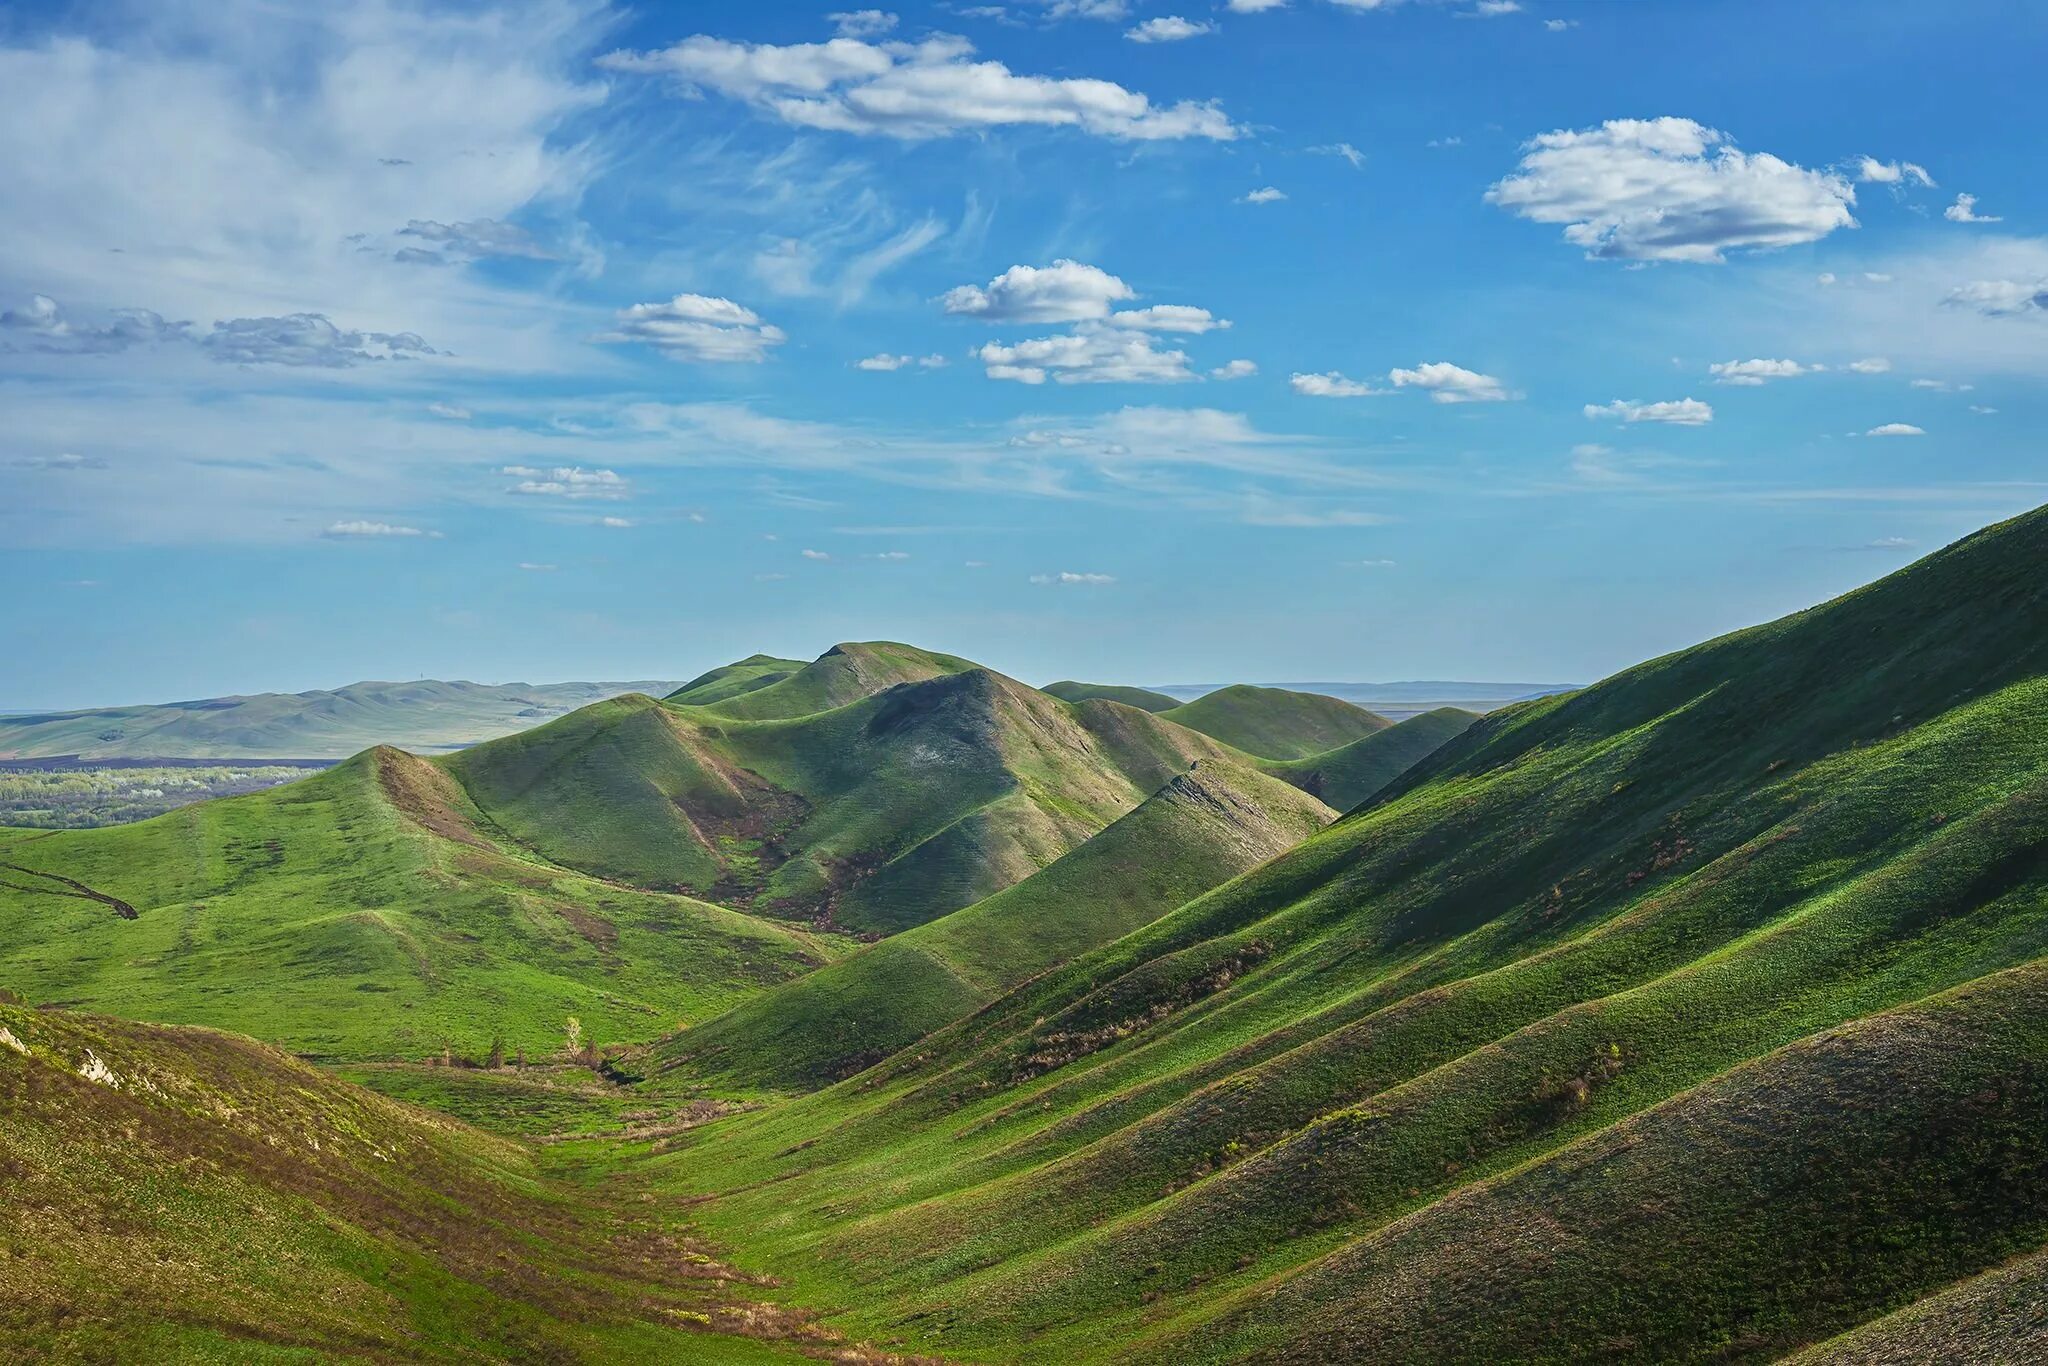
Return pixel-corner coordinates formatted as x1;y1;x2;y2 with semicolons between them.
3;0;2043;708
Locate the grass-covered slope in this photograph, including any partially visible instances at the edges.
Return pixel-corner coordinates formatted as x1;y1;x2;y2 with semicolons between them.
0;747;838;1062
1159;684;1390;760
0;678;682;760
1262;706;1478;810
666;654;809;707
657;757;1336;1091
1043;681;1183;712
695;641;977;721
452;663;1246;934
0;1000;833;1362
644;505;2048;1362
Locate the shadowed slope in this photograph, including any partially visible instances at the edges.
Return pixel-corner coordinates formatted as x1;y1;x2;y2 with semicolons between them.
1043;681;1183;713
666;654;808;708
657;757;1336;1090
695;642;978;721
1160;684;1390;760
1263;706;1478;810
647;505;2048;1363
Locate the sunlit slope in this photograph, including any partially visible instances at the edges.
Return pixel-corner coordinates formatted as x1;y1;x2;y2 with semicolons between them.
0;1001;817;1362
0;748;836;1062
0;678;681;760
1043;681;1183;712
665;653;808;707
1262;706;1478;809
650;505;2048;1362
694;641;978;721
657;756;1336;1090
451;664;1247;934
1159;683;1390;759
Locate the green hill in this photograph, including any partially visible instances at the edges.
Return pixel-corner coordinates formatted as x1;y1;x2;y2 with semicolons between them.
690;641;978;721
665;653;808;707
1159;683;1391;759
0;998;838;1362
636;505;2048;1362
1263;706;1479;809
1043;681;1184;712
656;756;1336;1090
0;747;840;1062
450;656;1246;934
0;678;685;760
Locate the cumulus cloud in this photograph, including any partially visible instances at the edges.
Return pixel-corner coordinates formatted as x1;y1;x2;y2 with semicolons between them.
1856;157;1934;187
859;352;949;370
1943;279;2047;317
1584;397;1715;425
1127;16;1214;40
505;465;629;499
1226;0;1288;10
1846;357;1893;374
1708;358;1821;385
599;516;635;528
597;32;1240;141
1108;305;1230;333
0;294;188;355
395;217;553;263
977;326;1195;384
323;520;439;539
1290;370;1381;397
1211;358;1257;380
1865;422;1925;437
828;9;898;37
1944;193;2003;224
942;260;1135;322
202;314;439;367
1487;117;1856;262
1030;570;1115;584
801;547;831;559
1240;186;1287;204
599;294;786;362
1388;361;1513;402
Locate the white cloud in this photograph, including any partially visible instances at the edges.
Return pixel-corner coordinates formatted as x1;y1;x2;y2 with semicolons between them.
1584;397;1715;425
427;402;472;420
1865;422;1925;437
323;520;438;539
1473;0;1522;14
1970;405;1997;415
1944;279;2047;317
1487;117;1857;262
1388;361;1513;403
0;293;188;355
1856;157;1935;187
1945;193;2003;224
866;549;911;560
1846;357;1892;374
599;516;635;528
1313;142;1366;169
395;217;552;262
506;465;629;499
518;561;557;571
598;32;1240;141
1544;17;1575;30
1344;557;1396;567
828;10;899;37
1708;357;1821;385
942;260;1135;322
1226;0;1288;10
977;326;1195;384
1211;358;1257;380
0;294;438;367
15;451;108;471
802;548;831;559
1030;570;1115;584
599;294;786;363
858;353;914;370
1109;305;1230;333
1291;370;1381;397
1126;16;1215;41
1240;186;1288;204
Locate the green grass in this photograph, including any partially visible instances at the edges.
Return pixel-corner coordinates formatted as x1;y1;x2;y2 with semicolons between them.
1042;681;1183;712
624;503;2048;1362
665;654;809;707
0;678;683;760
1261;706;1477;809
693;641;979;721
0;747;844;1063
1158;684;1390;759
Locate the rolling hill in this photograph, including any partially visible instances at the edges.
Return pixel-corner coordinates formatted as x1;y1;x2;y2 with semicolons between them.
1157;684;1391;759
1263;706;1479;810
665;653;809;707
0;678;685;760
1042;681;1184;712
629;503;2048;1362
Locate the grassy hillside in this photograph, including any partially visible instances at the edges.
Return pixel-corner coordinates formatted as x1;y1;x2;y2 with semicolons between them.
0;747;840;1062
666;654;809;707
0;678;683;760
1262;706;1478;810
695;642;977;721
656;757;1335;1091
1043;681;1183;712
1159;684;1390;759
635;504;2048;1362
0;999;852;1362
451;660;1248;934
